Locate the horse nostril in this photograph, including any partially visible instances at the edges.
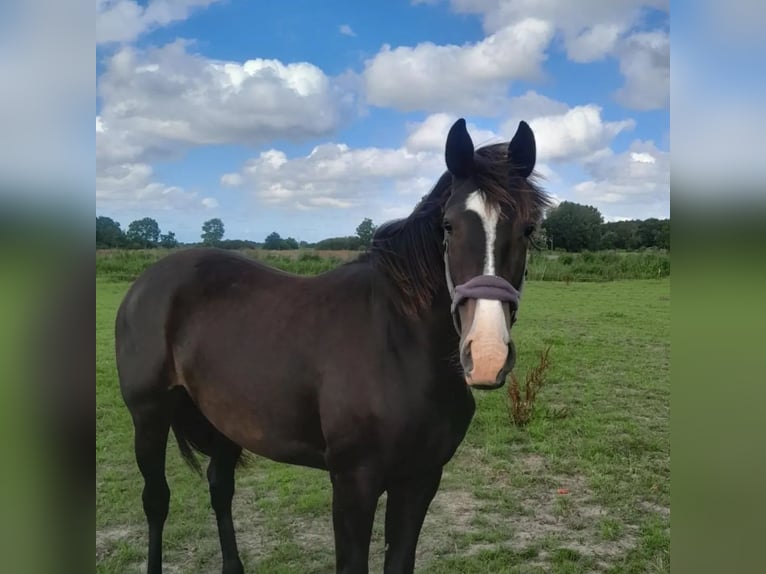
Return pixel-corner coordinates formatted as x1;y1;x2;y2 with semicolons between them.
461;342;473;374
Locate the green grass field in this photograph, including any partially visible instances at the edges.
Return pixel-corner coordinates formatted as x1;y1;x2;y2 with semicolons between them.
96;270;670;573
96;248;670;284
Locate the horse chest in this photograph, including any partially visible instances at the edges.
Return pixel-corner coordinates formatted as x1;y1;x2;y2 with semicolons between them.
387;394;475;469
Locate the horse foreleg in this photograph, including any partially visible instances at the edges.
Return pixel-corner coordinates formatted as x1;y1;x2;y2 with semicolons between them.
330;466;383;574
382;468;443;574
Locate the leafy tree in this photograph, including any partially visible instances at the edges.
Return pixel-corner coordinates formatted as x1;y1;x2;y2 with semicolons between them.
261;233;299;250
96;216;124;248
637;218;670;250
201;218;225;245
542;201;603;252
263;232;283;250
355;218;377;248
159;231;178;248
655;219;670;250
126;217;161;248
600;230;620;250
601;220;640;250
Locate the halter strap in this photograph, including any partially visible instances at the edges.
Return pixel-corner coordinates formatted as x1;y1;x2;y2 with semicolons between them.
450;274;520;315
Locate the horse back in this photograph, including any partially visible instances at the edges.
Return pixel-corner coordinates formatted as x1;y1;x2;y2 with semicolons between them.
114;249;291;399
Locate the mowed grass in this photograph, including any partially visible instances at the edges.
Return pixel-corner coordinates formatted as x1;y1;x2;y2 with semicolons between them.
97;277;669;573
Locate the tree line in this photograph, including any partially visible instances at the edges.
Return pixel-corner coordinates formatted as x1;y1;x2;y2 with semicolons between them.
97;204;669;254
539;201;669;252
96;216;379;251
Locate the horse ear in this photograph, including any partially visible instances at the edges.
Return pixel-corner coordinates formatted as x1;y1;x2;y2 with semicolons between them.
445;118;475;178
508;120;536;179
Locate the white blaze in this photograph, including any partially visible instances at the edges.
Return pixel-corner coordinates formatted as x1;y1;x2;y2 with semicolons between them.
465;191;498;274
463;191;509;353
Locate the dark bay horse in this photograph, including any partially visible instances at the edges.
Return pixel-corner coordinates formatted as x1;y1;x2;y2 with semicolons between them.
115;118;551;573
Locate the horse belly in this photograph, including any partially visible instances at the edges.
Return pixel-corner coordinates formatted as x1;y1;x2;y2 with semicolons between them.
182;374;328;470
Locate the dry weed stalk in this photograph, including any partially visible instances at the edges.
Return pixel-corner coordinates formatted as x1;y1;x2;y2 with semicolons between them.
507;345;552;427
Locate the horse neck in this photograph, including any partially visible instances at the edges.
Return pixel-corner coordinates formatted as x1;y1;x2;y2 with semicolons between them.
385;257;461;364
426;280;462;353
367;202;465;363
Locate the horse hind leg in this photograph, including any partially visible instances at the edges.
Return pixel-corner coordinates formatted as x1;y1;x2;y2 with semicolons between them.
170;388;245;574
207;436;245;574
129;396;172;574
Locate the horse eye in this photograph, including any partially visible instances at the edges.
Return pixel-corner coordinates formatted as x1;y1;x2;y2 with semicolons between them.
524;224;535;237
442;219;453;234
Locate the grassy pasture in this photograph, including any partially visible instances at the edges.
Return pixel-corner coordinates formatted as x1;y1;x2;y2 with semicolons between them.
96;251;670;573
96;248;669;284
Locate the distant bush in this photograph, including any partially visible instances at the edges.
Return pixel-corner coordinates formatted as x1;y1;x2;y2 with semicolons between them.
96;248;348;282
314;236;364;250
216;239;261;250
254;252;344;275
527;249;669;282
96;249;169;282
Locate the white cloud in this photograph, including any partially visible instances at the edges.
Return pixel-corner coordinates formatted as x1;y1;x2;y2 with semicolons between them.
339;24;356;37
201;197;219;209
96;41;357;210
97;40;354;163
631;152;655;164
571;140;669;219
222;143;444;210
217;112;580;216
437;1;670;109
403;110;565;188
394;176;437;196
504;105;634;163
504;90;570;121
363;18;554;113
405;113;500;152
97;0;222;45
364;2;669;114
301;197;354;209
96;162;211;211
614;31;670;110
220;173;243;187
221;111;561;212
566;23;623;63
448;0;668;61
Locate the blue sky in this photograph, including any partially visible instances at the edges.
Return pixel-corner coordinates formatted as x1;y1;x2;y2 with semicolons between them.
96;0;670;244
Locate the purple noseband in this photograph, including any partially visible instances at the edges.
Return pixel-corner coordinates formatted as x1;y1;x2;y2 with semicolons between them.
450;274;520;317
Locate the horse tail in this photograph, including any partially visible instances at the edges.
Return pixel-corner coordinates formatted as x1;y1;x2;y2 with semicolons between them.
168;387;206;475
169;386;249;475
